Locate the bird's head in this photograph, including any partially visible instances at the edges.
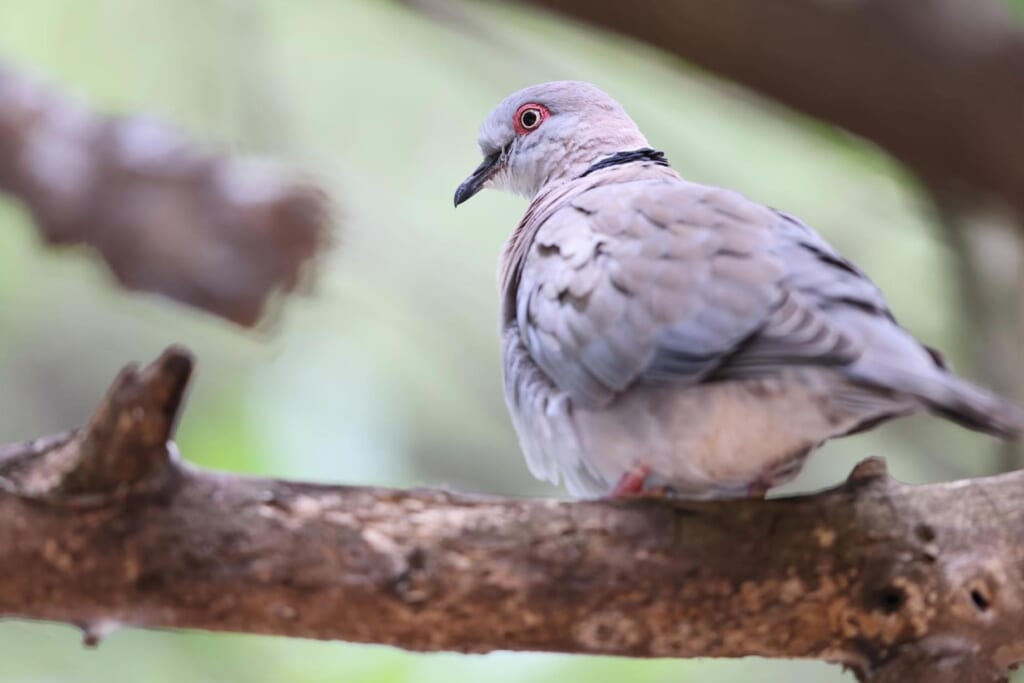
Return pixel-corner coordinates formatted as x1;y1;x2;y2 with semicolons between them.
454;81;649;206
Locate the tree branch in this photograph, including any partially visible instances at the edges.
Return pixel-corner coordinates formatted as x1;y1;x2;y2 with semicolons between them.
0;61;329;326
514;0;1024;218
0;349;1022;682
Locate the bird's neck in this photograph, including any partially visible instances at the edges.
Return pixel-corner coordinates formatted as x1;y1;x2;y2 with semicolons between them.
576;148;670;178
532;129;654;196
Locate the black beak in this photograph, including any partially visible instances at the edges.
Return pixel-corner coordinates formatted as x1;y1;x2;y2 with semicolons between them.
454;151;501;207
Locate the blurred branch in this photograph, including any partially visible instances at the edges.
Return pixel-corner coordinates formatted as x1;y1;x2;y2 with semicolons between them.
508;0;1024;218
0;60;328;326
1;350;1023;682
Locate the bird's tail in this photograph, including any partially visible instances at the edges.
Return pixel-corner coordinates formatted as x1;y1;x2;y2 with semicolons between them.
923;374;1024;440
867;364;1024;440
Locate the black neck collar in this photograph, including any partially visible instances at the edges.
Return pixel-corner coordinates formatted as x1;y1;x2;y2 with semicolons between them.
577;148;669;178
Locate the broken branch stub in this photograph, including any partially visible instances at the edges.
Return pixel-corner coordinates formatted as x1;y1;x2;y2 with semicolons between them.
0;347;192;503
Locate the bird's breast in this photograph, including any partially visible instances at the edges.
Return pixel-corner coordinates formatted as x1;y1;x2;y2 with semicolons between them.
569;371;852;496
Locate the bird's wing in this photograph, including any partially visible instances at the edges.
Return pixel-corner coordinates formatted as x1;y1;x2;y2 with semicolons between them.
513;169;905;410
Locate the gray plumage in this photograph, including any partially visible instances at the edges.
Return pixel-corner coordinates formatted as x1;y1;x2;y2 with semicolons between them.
455;81;1024;498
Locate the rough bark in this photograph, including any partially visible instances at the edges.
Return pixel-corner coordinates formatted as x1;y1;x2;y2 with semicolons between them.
513;0;1024;218
0;61;328;326
0;348;1022;683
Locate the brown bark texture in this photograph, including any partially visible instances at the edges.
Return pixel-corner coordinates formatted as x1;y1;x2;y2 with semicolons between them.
0;60;328;326
517;0;1024;217
0;348;1022;683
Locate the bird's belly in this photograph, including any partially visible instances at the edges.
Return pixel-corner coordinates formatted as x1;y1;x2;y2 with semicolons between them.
572;373;849;497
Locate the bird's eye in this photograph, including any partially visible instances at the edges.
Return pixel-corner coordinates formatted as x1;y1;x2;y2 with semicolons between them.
520;108;541;129
514;104;548;135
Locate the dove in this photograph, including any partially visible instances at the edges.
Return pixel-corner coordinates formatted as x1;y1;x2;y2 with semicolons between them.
454;81;1024;499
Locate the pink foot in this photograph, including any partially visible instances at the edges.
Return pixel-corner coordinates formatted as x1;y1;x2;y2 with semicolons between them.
605;464;652;499
747;478;771;499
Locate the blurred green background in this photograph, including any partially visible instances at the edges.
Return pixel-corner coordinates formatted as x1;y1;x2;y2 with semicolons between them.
1;1;1022;681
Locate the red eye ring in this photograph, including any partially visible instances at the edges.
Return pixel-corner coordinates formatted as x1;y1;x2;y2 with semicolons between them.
513;103;549;135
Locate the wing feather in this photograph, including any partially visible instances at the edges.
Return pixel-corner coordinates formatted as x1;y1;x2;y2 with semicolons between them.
513;172;905;407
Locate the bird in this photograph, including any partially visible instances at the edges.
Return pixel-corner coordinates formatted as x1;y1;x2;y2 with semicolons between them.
453;80;1024;500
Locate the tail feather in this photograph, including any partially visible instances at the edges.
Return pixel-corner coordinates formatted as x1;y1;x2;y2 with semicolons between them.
922;375;1024;440
855;364;1024;441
